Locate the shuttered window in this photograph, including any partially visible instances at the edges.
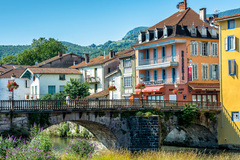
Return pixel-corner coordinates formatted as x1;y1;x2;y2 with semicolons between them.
210;64;219;80
199;42;209;56
202;64;209;80
228;59;236;76
192;63;198;80
191;41;198;56
226;35;235;51
212;42;218;57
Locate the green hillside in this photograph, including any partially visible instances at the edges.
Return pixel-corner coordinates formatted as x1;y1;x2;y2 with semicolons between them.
0;26;148;61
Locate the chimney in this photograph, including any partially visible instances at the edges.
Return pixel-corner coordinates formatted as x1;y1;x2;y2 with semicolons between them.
104;51;106;59
109;50;115;59
200;8;207;22
58;52;63;57
178;0;187;11
85;54;89;63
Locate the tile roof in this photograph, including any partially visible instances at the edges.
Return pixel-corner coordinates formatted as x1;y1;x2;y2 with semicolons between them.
105;69;120;78
0;64;30;74
215;14;240;21
33;52;84;67
208;8;240;18
147;8;210;31
85;89;109;99
27;67;82;74
0;68;26;78
70;48;134;68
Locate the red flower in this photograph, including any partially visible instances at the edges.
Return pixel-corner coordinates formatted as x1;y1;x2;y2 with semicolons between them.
135;83;146;89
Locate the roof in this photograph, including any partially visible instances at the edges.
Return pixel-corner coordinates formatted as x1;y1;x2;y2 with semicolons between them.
27;67;82;74
85;89;109;99
147;8;210;30
0;68;26;78
117;48;135;59
215;14;240;21
0;64;30;74
70;48;134;69
189;84;220;91
208;8;240;18
33;52;84;67
105;69;120;78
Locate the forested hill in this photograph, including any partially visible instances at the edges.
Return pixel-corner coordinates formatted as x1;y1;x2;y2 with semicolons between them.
0;26;148;60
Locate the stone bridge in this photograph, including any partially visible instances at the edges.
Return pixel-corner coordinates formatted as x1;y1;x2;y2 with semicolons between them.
0;99;221;150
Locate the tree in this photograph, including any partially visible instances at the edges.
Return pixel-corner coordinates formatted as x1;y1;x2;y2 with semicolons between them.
1;55;17;64
17;37;68;65
64;78;90;99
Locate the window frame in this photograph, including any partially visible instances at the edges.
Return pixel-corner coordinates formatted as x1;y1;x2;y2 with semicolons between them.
227;35;235;51
59;85;65;93
48;85;56;95
228;20;235;30
191;41;198;56
192;63;198;80
210;64;219;80
25;80;30;88
124;76;132;88
201;63;209;80
212;42;218;57
59;74;66;80
228;59;236;76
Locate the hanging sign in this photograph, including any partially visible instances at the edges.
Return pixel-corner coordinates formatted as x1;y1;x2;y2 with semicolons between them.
188;66;193;81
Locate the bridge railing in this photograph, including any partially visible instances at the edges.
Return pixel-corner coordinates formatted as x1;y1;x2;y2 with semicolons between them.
0;99;221;111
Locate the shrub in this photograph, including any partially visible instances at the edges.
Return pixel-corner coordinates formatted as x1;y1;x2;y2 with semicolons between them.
178;104;198;127
0;136;20;158
66;139;96;158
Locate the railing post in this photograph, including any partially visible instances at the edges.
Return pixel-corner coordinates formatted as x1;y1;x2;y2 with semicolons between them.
99;99;101;108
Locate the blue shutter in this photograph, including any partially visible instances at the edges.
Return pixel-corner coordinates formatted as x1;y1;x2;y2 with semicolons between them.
210;64;213;80
228;60;232;76
234;60;236;75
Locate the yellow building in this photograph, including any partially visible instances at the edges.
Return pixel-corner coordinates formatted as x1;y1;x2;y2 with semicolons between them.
216;14;240;146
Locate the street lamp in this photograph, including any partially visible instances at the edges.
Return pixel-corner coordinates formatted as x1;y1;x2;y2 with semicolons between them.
11;73;16;101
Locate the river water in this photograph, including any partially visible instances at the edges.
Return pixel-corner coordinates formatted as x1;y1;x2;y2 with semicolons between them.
51;136;240;156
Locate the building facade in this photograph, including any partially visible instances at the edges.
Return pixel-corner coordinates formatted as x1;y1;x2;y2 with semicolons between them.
132;0;220;104
216;14;240;146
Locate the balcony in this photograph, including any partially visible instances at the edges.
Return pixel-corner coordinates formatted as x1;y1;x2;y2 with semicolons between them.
143;78;180;86
137;56;178;70
85;77;100;84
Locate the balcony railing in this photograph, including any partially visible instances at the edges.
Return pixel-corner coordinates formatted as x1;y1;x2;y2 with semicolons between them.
85;77;100;83
143;78;180;86
139;56;178;66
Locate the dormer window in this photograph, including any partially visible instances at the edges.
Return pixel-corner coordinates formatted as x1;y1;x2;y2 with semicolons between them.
202;26;207;37
146;31;150;42
154;28;158;40
212;28;217;38
163;25;168;38
191;23;197;36
138;32;142;43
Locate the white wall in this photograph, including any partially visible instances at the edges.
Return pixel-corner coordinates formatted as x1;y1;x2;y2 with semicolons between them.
0;78;30;100
79;66;104;95
108;73;121;99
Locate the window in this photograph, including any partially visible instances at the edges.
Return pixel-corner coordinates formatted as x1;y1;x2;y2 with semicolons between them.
225;35;235;51
192;63;198;80
212;42;218;57
212;28;217;38
202;64;209;80
163;25;168;38
202;27;207;37
146;32;149;42
192;94;217;102
154;29;158;40
232;111;239;121
108;68;111;73
48;86;56;95
59;74;65;80
191;26;197;36
199;42;210;56
25;80;30;88
124;77;132;87
228;59;236;76
94;68;98;77
172;68;176;84
228;20;235;29
191;41;198;56
162;69;166;83
146;70;151;81
35;86;37;96
94;84;97;93
60;85;65;93
124;58;131;67
153;48;158;64
210;64;219;80
154;70;158;81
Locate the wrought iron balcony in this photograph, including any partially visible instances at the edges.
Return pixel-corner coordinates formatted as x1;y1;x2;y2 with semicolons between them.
143;78;180;86
138;56;178;66
85;77;100;84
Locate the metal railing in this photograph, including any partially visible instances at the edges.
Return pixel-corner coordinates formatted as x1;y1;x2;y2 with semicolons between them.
85;77;100;83
143;78;180;86
0;99;221;112
139;56;178;66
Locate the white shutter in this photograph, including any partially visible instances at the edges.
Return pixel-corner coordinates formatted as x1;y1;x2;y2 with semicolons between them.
210;64;213;80
233;35;236;50
208;42;211;56
206;64;209;80
202;64;204;80
190;42;193;55
225;37;228;51
216;43;218;56
195;42;198;56
199;42;202;56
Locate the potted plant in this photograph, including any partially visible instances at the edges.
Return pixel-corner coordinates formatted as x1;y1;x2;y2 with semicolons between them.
172;89;180;94
7;81;19;92
108;85;117;91
135;83;146;89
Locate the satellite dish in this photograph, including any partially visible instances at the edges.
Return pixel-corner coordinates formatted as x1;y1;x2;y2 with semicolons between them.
35;62;38;65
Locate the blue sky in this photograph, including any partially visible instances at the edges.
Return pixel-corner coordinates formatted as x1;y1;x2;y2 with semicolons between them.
0;0;239;46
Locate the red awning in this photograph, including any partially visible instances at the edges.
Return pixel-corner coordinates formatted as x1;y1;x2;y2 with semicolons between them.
135;86;164;93
189;85;220;91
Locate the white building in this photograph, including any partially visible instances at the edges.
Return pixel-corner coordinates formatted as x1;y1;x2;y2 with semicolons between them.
105;69;121;99
70;51;120;95
20;68;82;99
0;67;30;100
